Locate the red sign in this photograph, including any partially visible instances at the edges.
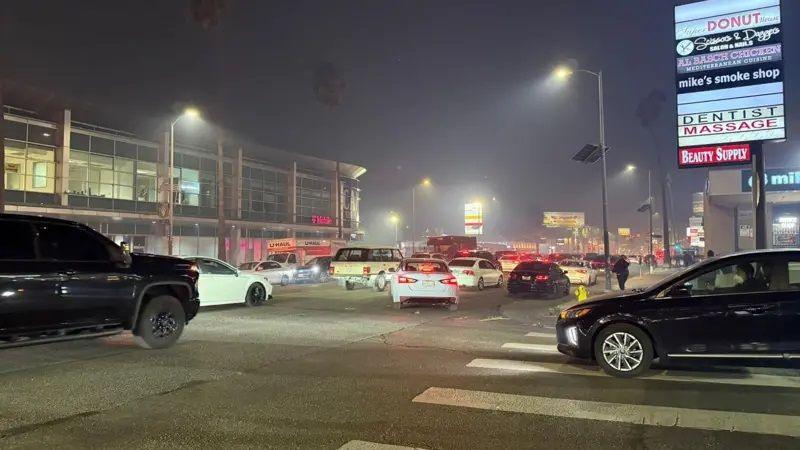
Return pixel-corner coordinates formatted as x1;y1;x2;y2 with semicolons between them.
677;143;751;169
311;215;333;225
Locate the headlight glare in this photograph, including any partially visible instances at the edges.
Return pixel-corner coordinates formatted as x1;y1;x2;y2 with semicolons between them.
559;308;592;320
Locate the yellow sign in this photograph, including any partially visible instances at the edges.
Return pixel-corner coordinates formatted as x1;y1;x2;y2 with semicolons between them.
464;203;483;235
543;212;585;228
618;227;631;237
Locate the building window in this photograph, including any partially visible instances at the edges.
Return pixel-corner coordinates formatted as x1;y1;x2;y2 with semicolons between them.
69;150;135;200
3;139;55;193
296;175;332;224
136;161;157;202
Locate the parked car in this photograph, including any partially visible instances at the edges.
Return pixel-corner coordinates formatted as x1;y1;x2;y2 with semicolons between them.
183;257;272;306
410;252;446;260
498;254;531;273
266;252;299;271
389;258;458;310
293;256;333;283
507;261;571;298
329;246;403;291
556;249;800;378
0;214;200;349
239;260;295;286
455;250;500;266
448;257;503;290
494;250;519;261
558;259;597;285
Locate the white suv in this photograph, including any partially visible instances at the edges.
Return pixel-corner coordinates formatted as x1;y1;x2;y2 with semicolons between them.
329;246;402;291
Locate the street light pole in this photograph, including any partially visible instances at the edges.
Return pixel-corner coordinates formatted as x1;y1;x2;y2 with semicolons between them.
648;169;654;274
597;70;611;291
411;186;416;253
167;107;200;256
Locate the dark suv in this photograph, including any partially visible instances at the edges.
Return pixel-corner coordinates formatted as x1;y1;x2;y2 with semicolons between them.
0;214;200;349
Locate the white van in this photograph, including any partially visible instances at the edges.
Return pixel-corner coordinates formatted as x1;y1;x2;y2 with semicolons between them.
329;246;403;291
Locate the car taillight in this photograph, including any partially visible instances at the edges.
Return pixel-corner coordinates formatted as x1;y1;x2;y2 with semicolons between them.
363;266;371;275
535;274;549;282
577;269;587;273
464;269;475;276
397;275;417;283
509;273;518;280
440;276;458;285
328;266;335;275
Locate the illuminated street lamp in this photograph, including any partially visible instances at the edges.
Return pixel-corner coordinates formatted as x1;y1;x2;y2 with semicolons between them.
411;178;432;253
389;212;400;247
625;164;636;173
554;63;611;291
167;107;202;256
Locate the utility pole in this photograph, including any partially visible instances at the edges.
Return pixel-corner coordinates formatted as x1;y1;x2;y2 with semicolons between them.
648;170;654;274
597;71;611;291
661;175;672;267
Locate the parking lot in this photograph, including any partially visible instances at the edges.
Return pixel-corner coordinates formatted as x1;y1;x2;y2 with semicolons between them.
2;278;800;449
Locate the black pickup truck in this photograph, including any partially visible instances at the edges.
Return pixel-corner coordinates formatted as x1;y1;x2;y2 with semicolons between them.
0;214;200;349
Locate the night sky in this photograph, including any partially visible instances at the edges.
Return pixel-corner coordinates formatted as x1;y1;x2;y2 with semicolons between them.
2;0;798;243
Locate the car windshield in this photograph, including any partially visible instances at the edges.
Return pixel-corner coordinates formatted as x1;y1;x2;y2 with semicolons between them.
238;262;261;270
448;258;476;267
403;260;448;273
267;254;289;263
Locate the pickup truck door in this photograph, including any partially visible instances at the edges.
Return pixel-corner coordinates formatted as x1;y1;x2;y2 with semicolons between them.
35;222;136;328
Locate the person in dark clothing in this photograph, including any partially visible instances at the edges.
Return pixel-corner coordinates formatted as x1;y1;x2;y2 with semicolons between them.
736;264;767;292
612;255;630;290
707;250;715;258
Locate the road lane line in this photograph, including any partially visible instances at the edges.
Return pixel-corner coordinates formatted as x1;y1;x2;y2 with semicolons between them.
412;387;800;438
501;343;560;353
524;332;554;338
338;440;425;450
465;358;800;389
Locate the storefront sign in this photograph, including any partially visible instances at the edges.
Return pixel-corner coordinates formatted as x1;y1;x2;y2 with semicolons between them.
741;168;800;192
692;192;704;215
678;143;751;168
739;224;753;238
311;215;333;225
267;238;295;250
689;216;703;227
675;0;786;168
543;212;585;229
464;202;483;235
618;228;631;237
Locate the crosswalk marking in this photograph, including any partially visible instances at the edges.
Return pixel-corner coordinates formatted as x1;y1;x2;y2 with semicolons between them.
412;387;800;438
338;440;425;450
501;343;560;353
524;331;554;338
466;358;800;389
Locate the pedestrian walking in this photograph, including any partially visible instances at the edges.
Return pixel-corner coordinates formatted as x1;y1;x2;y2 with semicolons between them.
612;255;630;291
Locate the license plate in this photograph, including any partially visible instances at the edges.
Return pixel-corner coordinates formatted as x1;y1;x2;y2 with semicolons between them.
522;275;531;281
423;281;436;288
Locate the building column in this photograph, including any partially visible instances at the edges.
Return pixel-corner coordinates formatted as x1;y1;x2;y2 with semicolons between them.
229;225;242;266
235;148;243;219
216;137;226;261
56;109;72;206
334;161;342;239
290;161;297;224
155;131;171;255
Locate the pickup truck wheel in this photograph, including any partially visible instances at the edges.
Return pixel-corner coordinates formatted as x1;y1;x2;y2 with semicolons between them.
245;283;268;307
133;295;185;349
345;281;355;290
374;274;387;292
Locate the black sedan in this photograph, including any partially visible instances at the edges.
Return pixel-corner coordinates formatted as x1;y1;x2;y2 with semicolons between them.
293;256;332;283
556;249;800;378
508;261;571;298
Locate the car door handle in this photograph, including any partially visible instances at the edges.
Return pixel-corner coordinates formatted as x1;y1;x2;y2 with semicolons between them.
727;303;777;316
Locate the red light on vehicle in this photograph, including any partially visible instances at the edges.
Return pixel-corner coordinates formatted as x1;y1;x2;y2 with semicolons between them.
509;273;518;280
420;264;435;272
329;266;335;275
535;274;549;282
463;269;475;276
577;269;587;274
363;266;371;275
397;275;417;284
439;276;458;285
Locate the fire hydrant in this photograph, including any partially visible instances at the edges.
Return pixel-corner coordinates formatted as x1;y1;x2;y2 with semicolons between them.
574;284;589;302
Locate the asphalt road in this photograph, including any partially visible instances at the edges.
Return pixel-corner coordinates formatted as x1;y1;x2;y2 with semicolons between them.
1;271;800;449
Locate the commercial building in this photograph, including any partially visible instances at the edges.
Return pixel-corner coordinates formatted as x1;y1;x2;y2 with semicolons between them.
704;167;800;254
2;103;365;265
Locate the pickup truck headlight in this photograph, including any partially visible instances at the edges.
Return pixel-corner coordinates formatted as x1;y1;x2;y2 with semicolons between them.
559;308;592;320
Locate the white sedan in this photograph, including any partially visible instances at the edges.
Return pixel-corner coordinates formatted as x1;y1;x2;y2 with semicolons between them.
558;259;598;285
239;260;295;286
184;256;273;306
448;257;504;290
390;259;458;310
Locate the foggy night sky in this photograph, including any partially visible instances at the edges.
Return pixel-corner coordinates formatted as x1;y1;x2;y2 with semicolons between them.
2;0;798;243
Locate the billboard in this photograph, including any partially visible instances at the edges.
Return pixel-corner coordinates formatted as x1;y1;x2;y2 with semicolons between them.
741;168;800;192
464;202;483;235
618;228;631;237
543;212;585;229
675;0;786;169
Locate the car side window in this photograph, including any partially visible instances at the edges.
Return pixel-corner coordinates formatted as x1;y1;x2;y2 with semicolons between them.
788;261;800;290
36;223;112;262
391;250;403;262
198;259;236;275
288;254;297;264
478;260;491;270
268;261;281;269
674;259;774;297
0;220;36;260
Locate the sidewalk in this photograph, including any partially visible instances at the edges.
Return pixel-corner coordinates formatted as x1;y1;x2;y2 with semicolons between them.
500;266;680;328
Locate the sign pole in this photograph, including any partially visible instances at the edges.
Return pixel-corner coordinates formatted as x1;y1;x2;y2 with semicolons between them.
751;142;767;249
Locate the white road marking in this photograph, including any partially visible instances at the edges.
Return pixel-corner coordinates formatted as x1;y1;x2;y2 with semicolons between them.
466;358;800;389
501;343;560;353
338;440;425;450
413;387;800;438
524;331;554;338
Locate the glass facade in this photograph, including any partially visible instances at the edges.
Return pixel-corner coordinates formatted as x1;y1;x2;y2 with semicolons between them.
3;118;58;205
296;175;332;225
241;163;288;223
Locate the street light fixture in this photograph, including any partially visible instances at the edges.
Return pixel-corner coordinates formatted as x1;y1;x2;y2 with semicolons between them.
554;63;611;291
167;107;202;256
411;178;432;253
625;164;636;173
389;212;400;248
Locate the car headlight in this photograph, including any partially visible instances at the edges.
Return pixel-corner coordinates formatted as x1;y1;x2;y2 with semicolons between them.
311;266;319;273
559;308;592;320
